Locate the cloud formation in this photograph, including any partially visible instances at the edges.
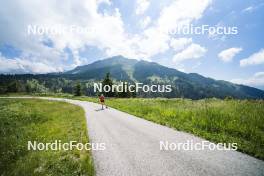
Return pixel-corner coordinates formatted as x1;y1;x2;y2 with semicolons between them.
0;52;62;74
140;16;151;28
240;49;264;67
242;3;264;13
173;44;207;63
218;47;242;62
135;0;150;15
0;0;212;73
231;72;264;90
170;38;192;52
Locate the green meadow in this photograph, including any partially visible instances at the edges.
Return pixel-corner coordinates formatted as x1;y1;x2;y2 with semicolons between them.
0;99;94;176
76;97;264;160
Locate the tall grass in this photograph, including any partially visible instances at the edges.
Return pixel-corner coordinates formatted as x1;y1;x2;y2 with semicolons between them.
0;99;94;176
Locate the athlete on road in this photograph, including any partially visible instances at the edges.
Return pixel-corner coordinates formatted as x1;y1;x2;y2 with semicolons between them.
99;94;106;110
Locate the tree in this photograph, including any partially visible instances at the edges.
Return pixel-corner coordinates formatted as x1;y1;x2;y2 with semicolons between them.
102;72;115;97
74;82;82;96
117;82;136;98
7;80;20;92
25;79;49;93
0;86;7;94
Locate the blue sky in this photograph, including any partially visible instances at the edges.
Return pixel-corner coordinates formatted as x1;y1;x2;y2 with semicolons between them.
0;0;263;89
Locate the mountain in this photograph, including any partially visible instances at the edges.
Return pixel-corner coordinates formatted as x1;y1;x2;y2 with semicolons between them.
64;56;138;80
62;55;264;99
0;55;263;99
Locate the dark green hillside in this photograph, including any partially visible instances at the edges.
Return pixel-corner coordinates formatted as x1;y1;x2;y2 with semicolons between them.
0;55;264;99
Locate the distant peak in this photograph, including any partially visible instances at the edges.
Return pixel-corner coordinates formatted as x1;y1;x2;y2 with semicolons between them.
109;55;127;59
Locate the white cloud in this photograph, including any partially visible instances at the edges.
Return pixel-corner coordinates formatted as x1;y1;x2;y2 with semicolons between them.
0;0;212;73
242;3;264;13
97;0;111;6
254;72;264;77
157;0;212;32
140;16;151;28
173;44;207;63
231;72;264;89
170;38;192;51
0;0;131;69
218;47;242;62
177;68;185;72
135;0;150;15
242;6;254;13
0;53;62;74
240;49;264;67
135;0;211;59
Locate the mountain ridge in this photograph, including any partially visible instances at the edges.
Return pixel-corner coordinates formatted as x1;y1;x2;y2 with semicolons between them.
0;55;263;99
61;55;264;99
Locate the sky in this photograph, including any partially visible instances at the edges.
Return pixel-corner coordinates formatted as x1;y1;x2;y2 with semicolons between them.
0;0;263;89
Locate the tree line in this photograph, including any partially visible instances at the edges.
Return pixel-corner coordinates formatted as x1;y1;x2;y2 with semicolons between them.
74;72;135;97
0;73;136;98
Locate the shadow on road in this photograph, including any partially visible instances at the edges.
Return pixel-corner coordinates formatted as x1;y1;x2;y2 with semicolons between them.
95;108;104;111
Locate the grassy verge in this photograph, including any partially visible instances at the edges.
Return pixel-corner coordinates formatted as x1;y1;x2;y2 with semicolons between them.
0;92;74;98
75;97;264;160
0;98;94;176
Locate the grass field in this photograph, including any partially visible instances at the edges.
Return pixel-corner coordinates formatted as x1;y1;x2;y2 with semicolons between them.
0;98;94;176
75;97;264;160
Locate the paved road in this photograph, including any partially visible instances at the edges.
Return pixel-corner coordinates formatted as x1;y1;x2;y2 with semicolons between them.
3;97;264;176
